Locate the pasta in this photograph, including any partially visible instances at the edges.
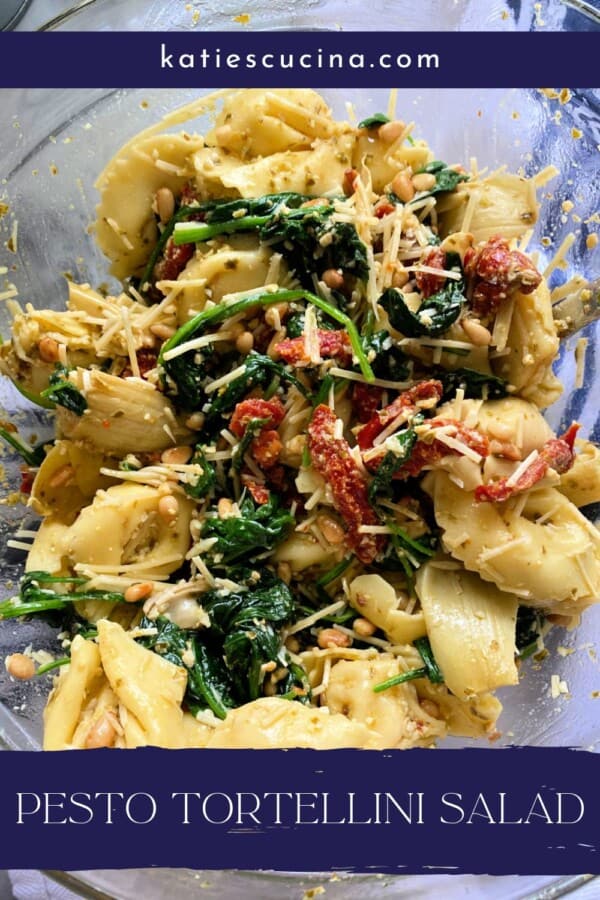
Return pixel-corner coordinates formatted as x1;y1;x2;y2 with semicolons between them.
1;88;598;752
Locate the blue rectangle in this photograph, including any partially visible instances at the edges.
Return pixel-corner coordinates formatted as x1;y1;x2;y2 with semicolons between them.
0;32;597;87
1;747;598;873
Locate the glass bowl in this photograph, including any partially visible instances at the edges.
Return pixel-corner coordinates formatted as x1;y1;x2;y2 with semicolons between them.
12;0;600;32
1;87;599;897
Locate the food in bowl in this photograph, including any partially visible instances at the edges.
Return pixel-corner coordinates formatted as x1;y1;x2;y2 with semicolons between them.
1;88;598;750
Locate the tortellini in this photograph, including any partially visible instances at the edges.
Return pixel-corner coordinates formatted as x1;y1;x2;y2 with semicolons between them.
95;132;204;279
425;471;600;614
439;172;538;244
205;696;375;749
490;282;561;408
56;369;192;454
558;440;600;508
348;573;427;645
29;440;114;523
416;562;518;699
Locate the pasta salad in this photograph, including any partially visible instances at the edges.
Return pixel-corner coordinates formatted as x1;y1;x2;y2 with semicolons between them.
1;88;599;750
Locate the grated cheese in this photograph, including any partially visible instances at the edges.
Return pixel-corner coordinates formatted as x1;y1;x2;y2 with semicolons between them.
433;430;483;464
162;331;234;362
478;536;528;563
505;449;539;488
285;600;346;636
204;363;247;394
543;232;575;279
575;337;588;389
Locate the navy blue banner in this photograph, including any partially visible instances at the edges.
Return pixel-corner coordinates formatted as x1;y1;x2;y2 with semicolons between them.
0;32;598;87
1;747;599;874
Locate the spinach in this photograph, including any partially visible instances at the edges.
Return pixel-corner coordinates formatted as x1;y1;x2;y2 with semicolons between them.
285;310;338;339
0;571;124;620
386;524;438;595
184;446;216;499
261;208;369;288
201;492;294;565
362;330;411;382
159;288;375;403
0;426;46;467
379;253;466;338
516;607;545;659
368;419;421;504
40;364;87;416
172;193;369;289
373;636;444;692
413;160;469;197
138;614;236;719
435;367;508;402
202;352;307;435
138;570;299;718
358;113;390;129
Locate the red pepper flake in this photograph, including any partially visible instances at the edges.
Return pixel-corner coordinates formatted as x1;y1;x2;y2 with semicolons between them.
475;423;579;503
276;330;352;367
308;404;384;564
357;380;443;450
464;235;542;318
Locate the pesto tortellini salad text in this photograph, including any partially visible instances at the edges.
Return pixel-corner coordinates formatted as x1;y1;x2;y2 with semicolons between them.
1;89;599;750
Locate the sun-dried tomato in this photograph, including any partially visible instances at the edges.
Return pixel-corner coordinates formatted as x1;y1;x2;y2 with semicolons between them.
242;478;271;505
152;238;194;285
229;397;285;438
308;404;384;564
121;348;158;380
415;247;447;299
464;235;542;318
352;383;385;424
19;469;34;494
475;423;579;503
374;199;395;219
230;397;285;470
252;430;283;469
357;380;443;450
276;330;352;367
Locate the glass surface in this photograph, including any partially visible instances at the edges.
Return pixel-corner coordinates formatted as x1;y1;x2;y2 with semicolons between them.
0;87;599;897
12;0;600;32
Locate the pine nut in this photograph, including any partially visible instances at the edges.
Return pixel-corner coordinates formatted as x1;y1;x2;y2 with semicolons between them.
317;514;345;545
185;412;205;430
322;268;345;291
150;323;176;340
49;464;75;489
285;635;300;653
6;653;35;680
155;187;175;224
461;317;492;346
124;582;154;604
318;628;351;649
412;172;436;193
353;617;376;638
277;561;292;584
392;267;409;288
420;699;440;718
38;336;60;363
85;713;117;749
158;494;179;523
377;119;405;143
265;303;288;328
236;331;254;354
217;497;234;519
391;172;415;204
228;321;245;339
161;445;193;465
